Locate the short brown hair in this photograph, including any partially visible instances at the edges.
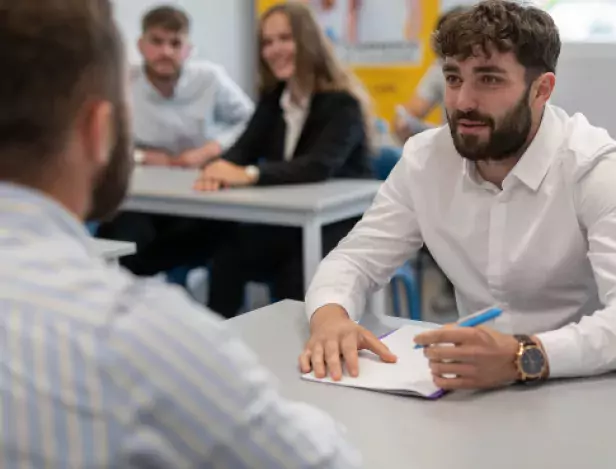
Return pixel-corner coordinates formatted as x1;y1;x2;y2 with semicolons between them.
434;0;561;78
0;0;124;177
142;5;190;34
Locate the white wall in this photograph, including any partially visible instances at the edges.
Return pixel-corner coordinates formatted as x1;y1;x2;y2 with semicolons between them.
550;42;616;138
112;0;256;94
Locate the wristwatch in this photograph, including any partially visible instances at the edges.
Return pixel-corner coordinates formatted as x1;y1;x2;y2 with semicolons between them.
514;334;548;384
245;165;260;182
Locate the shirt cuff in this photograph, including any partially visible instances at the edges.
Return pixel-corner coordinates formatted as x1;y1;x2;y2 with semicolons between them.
305;289;366;323
536;325;583;379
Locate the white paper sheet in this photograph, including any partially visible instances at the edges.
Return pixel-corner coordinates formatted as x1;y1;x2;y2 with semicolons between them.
302;325;443;399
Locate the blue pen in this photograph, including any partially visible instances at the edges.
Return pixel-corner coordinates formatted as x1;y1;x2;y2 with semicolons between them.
414;307;503;349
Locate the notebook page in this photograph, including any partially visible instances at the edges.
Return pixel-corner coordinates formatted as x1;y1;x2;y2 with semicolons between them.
302;325;442;398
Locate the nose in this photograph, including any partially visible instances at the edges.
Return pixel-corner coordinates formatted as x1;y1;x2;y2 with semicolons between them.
161;43;174;57
267;40;283;57
455;82;478;113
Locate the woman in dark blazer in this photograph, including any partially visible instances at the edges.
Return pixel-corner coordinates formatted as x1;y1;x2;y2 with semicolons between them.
194;1;375;318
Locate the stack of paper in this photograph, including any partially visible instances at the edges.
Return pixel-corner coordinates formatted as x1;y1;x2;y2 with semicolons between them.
302;325;446;399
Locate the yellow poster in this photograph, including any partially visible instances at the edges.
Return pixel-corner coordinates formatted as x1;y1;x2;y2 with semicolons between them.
255;0;441;125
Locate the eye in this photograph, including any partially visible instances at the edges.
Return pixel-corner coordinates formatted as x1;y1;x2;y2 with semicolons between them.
171;40;181;49
445;75;461;86
481;75;502;85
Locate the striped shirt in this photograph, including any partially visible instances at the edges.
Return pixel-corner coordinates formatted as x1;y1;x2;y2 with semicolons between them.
0;183;361;468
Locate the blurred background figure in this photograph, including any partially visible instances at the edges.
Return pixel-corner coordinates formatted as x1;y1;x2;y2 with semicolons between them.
194;1;374;318
98;5;253;274
393;6;468;143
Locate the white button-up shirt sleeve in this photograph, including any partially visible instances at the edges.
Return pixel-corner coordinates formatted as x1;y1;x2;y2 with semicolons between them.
305;143;424;322
211;65;254;151
537;154;616;378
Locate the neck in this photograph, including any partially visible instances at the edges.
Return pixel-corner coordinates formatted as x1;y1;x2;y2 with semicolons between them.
145;69;179;98
476;110;544;189
475;157;520;188
287;78;308;105
2;165;87;220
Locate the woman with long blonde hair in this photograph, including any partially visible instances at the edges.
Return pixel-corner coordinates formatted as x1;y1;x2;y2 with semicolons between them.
196;1;375;317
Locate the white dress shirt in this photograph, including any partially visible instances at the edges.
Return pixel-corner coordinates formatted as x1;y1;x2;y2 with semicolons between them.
306;104;616;380
280;87;310;161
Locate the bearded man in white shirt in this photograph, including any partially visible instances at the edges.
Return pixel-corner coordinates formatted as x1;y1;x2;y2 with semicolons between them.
301;0;616;390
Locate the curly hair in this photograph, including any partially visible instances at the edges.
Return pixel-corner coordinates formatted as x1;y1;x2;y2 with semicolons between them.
433;0;561;80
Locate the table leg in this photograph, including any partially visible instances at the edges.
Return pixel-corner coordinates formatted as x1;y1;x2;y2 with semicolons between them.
302;220;322;293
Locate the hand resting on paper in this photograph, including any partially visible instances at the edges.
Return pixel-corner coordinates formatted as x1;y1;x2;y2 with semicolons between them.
299;304;397;381
414;326;524;390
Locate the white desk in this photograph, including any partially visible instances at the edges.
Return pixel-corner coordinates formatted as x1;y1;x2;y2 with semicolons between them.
92;238;136;263
228;301;616;469
123;167;381;290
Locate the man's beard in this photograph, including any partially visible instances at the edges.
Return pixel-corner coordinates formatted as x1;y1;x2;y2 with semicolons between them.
144;60;182;82
87;100;133;222
447;86;533;162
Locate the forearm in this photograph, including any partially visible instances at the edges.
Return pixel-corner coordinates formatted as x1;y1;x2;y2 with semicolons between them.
536;305;616;378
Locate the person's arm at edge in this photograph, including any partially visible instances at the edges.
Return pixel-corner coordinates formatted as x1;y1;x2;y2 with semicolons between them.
220;94;273;167
536;152;616;378
305;138;425;323
111;283;362;468
211;65;255;151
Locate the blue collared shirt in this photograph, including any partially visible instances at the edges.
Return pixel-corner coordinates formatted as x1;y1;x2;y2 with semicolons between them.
0;183;361;468
131;61;254;155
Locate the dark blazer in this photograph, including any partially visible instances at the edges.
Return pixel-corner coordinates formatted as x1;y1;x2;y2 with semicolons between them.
223;83;372;185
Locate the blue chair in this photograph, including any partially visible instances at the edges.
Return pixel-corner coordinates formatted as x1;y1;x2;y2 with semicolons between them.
166;265;192;286
371;146;422;320
86;222;99;236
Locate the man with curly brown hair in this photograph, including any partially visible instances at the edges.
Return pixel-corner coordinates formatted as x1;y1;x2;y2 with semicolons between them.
302;0;616;391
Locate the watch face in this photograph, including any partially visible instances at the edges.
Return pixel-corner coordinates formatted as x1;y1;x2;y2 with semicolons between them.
521;347;545;376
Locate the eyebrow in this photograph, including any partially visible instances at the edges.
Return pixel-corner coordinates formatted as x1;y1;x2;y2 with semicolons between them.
442;63;509;75
442;64;460;74
472;65;508;74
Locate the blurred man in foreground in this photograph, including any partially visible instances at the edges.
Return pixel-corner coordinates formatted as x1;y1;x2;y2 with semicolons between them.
0;1;359;467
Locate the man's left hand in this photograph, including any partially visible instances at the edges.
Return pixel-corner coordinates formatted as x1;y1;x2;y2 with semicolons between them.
414;326;519;390
193;160;255;192
172;141;222;168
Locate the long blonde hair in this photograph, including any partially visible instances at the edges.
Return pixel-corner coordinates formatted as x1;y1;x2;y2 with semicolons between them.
258;2;375;149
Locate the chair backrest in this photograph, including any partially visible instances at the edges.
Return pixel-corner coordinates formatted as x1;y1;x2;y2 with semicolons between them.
371;146;403;181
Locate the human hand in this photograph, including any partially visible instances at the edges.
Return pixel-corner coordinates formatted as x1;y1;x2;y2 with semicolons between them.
172;141;222;168
414;326;520;390
393;114;412;143
193;160;255;191
142;150;173;166
299;304;397;381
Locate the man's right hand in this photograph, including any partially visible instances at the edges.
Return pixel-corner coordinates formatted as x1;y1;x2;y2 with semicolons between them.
299;304;397;381
143;150;173;166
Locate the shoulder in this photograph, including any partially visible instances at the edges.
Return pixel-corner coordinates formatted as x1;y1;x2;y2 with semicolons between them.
312;90;360;109
183;60;231;86
551;105;616;182
401;125;456;171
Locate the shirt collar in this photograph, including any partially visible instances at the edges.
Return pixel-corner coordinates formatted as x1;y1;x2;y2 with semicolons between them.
507;105;563;192
461;105;563;193
0;182;94;255
280;87;310;113
139;64;187;101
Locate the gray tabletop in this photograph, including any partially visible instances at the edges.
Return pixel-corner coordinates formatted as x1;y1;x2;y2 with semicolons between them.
91;238;136;260
124;166;381;218
228;300;616;469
